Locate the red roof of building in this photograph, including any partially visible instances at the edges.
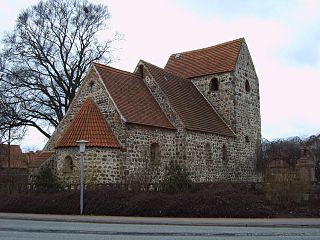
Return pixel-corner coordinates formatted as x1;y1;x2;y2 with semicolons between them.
165;38;243;79
53;39;242;147
28;151;55;168
0;144;27;168
142;61;235;137
55;98;121;148
94;63;174;130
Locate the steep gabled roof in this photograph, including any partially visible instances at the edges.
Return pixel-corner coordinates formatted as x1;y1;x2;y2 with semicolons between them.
142;61;235;137
93;63;174;130
165;38;243;79
55;98;120;148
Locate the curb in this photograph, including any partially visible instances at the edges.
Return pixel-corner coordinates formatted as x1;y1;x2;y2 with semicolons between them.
1;213;320;228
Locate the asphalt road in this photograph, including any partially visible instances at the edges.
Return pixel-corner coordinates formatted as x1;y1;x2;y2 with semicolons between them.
0;213;320;240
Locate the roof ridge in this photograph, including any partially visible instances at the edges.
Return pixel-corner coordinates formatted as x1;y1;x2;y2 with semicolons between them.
169;38;244;57
141;60;188;80
93;62;138;78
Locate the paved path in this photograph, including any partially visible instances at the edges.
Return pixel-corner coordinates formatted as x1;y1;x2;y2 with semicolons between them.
0;212;319;228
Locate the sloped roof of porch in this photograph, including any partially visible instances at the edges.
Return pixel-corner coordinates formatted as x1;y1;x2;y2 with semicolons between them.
55;98;121;148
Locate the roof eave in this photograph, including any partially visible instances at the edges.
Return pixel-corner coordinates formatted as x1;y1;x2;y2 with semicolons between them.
187;70;235;80
185;127;236;138
126;121;176;131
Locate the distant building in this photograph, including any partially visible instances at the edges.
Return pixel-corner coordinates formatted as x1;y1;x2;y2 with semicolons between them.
0;144;54;170
0;144;27;169
0;144;54;192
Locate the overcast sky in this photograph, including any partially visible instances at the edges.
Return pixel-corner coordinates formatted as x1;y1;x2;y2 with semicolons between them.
1;0;320;151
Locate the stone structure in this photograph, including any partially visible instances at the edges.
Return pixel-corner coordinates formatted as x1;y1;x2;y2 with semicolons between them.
296;145;315;182
44;38;261;185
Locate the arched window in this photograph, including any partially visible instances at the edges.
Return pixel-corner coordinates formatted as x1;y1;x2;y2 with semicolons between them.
222;144;228;164
63;156;73;172
205;143;212;165
210;78;219;91
150;143;160;163
245;80;250;92
245;136;250;143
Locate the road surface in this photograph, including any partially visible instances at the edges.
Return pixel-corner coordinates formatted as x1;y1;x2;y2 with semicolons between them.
0;213;320;239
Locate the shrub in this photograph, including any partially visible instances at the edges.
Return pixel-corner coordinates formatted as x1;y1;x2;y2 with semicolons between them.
33;167;63;193
263;170;311;207
160;161;191;193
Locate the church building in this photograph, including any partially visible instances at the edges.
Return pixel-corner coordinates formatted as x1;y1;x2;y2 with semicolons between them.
44;38;261;185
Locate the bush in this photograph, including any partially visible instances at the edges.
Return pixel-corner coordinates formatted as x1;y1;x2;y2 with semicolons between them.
0;183;276;217
263;170;311;207
33;167;63;193
159;161;191;193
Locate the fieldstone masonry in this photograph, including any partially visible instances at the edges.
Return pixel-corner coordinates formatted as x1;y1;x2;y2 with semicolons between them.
44;38;261;185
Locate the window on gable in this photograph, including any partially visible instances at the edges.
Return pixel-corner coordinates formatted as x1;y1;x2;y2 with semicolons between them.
63;156;73;172
150;143;160;164
210;78;219;91
139;65;144;78
245;80;250;92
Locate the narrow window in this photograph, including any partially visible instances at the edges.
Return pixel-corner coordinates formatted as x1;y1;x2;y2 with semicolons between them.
139;65;144;78
63;156;73;172
205;143;212;165
150;143;160;163
222;144;228;164
245;80;250;92
245;136;250;143
210;78;219;91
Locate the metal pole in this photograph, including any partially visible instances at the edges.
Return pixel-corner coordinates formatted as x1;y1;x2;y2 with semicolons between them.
80;151;84;215
76;140;88;215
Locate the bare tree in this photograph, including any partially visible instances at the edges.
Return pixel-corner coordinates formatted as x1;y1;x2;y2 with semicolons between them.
0;0;120;138
0;93;26;144
259;137;302;169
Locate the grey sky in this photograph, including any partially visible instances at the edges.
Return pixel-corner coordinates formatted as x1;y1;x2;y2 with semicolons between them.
0;0;319;150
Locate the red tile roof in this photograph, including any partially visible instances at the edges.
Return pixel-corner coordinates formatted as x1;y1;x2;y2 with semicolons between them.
165;38;243;79
142;61;235;137
28;151;55;168
55;98;121;148
93;63;174;130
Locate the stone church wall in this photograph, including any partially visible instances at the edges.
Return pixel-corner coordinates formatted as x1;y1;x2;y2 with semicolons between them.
122;124;177;183
189;42;260;182
233;41;261;180
55;147;122;185
140;66;187;166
